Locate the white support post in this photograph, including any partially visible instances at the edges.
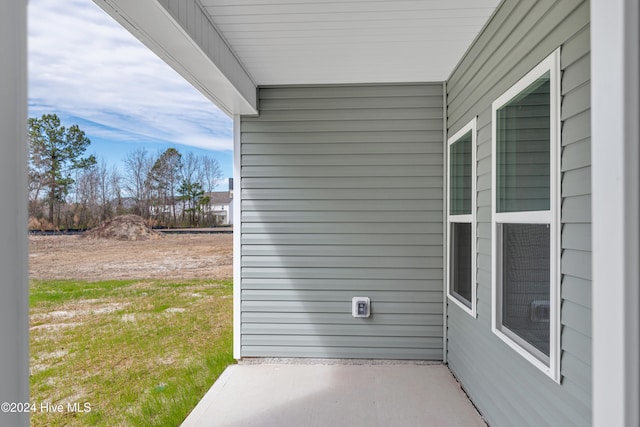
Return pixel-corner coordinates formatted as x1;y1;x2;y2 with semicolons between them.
442;81;448;363
233;115;242;359
0;1;29;426
591;0;640;425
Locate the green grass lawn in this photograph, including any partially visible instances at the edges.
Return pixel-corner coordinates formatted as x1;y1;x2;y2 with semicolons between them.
30;279;234;426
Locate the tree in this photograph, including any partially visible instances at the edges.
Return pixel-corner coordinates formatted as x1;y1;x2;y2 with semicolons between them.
123;148;154;218
178;179;205;226
28;114;96;227
148;148;182;225
181;151;200;188
95;160;121;221
199;155;223;193
74;163;100;228
110;166;124;216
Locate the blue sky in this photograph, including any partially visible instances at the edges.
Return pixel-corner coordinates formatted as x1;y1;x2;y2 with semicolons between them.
28;0;234;189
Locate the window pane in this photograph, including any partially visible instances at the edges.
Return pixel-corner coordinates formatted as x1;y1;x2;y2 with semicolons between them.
501;223;550;357
450;131;472;215
496;73;550;212
450;222;472;307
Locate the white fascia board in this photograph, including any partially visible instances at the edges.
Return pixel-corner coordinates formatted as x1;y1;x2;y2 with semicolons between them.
93;0;257;116
592;0;640;425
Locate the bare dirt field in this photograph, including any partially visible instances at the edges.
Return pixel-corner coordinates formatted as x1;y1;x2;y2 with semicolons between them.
29;233;233;281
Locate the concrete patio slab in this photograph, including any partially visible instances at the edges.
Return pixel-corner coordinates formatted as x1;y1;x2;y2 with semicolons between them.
182;361;486;427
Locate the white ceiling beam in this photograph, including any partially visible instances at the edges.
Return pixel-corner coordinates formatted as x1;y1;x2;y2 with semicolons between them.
93;0;257;116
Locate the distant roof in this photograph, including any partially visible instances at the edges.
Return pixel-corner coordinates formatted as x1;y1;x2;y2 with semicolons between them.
206;191;232;205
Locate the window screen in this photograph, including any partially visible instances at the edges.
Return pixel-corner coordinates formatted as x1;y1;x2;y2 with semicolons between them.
451;222;472;307
501;223;550;357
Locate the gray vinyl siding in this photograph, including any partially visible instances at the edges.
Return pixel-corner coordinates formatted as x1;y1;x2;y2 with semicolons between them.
240;84;444;359
447;0;591;426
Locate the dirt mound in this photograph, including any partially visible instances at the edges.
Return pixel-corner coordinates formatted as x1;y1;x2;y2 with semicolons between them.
84;215;163;241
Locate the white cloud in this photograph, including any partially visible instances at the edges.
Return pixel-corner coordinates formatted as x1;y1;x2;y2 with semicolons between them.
28;0;232;152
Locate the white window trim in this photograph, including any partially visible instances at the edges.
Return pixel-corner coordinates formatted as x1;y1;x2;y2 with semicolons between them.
490;49;561;383
446;117;477;317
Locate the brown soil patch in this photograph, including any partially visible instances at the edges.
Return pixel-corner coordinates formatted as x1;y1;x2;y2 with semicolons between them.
84;214;162;241
29;233;232;280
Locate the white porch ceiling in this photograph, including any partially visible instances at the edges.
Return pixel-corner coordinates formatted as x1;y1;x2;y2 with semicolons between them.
93;0;501;115
200;0;501;85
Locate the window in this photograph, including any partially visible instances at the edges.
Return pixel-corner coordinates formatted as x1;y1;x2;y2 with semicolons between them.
447;118;476;316
491;49;561;382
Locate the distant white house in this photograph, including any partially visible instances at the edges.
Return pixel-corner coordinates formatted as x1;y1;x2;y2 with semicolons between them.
205;190;233;226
